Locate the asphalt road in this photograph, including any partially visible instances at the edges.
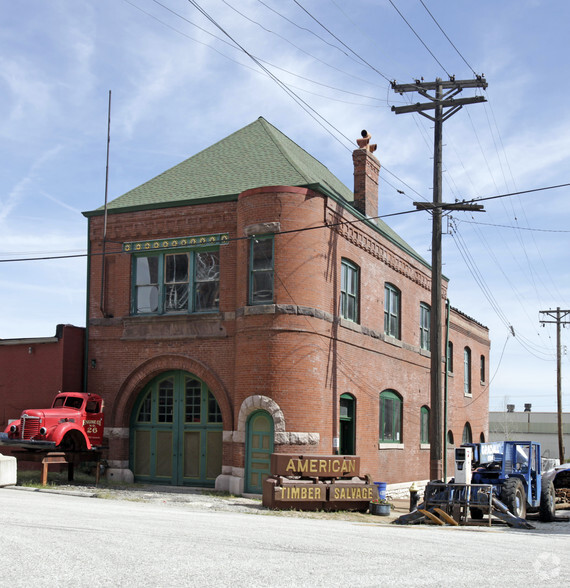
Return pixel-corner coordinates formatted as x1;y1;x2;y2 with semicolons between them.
1;487;568;587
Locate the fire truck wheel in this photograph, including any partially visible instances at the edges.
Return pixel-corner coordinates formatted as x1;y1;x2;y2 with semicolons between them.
539;480;556;522
58;431;87;452
500;477;527;519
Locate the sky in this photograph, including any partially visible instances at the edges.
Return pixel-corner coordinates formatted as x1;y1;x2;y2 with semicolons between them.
1;0;569;413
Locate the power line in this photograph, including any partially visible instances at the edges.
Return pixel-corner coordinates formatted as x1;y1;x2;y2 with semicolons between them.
3;179;568;263
0;204;422;264
455;219;570;233
253;0;366;66
185;0;353;151
388;0;450;77
292;0;393;82
220;0;382;84
418;0;477;75
123;0;426;207
125;0;387;98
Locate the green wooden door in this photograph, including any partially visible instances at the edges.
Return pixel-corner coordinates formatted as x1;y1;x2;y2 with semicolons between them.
339;393;355;455
131;371;223;486
245;410;274;494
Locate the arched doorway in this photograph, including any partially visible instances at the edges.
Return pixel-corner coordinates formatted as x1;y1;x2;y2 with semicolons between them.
130;370;223;486
245;410;274;493
339;393;355;455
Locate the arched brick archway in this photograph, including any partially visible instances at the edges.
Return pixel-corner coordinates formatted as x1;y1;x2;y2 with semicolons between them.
114;354;232;430
237;395;286;435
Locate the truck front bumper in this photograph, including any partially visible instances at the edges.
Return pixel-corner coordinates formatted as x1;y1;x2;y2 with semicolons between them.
0;432;57;450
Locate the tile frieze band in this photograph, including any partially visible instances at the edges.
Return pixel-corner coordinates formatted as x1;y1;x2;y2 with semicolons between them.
123;232;229;253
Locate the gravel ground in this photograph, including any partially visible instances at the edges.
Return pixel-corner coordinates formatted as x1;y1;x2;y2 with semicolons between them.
10;480;409;523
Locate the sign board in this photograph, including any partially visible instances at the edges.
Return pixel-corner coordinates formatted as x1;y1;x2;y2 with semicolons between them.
270;454;360;478
329;484;377;502
275;483;328;502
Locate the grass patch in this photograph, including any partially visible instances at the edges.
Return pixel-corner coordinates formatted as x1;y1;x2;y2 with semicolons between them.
17;469;98;487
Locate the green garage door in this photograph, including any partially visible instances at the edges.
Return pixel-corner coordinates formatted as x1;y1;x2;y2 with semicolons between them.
131;371;223;486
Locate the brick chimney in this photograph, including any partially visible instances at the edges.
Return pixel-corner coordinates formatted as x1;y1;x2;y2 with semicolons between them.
352;130;380;218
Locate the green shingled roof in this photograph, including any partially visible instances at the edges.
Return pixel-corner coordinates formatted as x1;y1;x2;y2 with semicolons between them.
97;117;353;211
84;117;427;266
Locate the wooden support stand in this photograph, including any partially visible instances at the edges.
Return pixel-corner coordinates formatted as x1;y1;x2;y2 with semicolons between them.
13;450;102;486
41;453;70;486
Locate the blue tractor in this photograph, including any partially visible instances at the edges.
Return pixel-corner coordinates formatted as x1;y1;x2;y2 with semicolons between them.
456;441;556;522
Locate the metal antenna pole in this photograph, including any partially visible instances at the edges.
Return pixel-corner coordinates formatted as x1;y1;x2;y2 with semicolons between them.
99;90;112;316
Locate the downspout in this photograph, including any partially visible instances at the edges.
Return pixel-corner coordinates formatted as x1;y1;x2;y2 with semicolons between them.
444;299;451;481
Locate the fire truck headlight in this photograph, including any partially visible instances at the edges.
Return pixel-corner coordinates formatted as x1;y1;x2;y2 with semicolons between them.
39;427;47;436
9;425;17;433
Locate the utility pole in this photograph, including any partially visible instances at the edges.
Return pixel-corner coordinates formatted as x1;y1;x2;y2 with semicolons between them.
539;307;570;462
391;77;487;481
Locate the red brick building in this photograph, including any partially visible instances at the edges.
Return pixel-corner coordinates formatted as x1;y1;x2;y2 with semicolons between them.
0;324;85;430
83;118;489;492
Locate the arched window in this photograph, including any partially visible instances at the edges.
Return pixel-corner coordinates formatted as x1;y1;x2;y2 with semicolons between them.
384;283;401;339
447;430;455;446
340;259;359;323
379;390;403;443
420;406;430;444
480;355;486;383
480;432;485;443
462;422;473;444
464;347;472;395
419;303;430;350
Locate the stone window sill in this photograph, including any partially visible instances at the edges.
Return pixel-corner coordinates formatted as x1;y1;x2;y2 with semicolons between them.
378;442;404;450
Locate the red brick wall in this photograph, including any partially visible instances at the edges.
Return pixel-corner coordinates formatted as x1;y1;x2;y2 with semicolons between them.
86;186;489;484
0;325;85;429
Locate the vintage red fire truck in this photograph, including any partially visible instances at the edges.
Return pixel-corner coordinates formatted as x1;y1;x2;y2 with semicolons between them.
0;392;104;451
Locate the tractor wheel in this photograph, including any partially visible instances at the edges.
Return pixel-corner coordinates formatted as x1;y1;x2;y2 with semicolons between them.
57;431;86;452
470;507;484;520
539;480;556;522
500;477;527;519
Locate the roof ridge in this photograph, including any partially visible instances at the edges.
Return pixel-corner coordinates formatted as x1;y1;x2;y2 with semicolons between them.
256;117;312;186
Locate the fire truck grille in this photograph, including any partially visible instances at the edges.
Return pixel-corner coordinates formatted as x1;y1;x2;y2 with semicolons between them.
21;416;41;440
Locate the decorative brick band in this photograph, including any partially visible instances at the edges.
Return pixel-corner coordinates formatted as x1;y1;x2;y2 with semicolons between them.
326;208;432;291
236;304;427;356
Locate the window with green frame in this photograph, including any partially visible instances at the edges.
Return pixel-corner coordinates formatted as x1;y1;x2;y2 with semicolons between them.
384;283;400;338
420;302;430;350
133;249;220;315
379;390;402;443
464;346;472;395
340;259;359;322
250;236;274;305
462;422;472;444
420;406;430;444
